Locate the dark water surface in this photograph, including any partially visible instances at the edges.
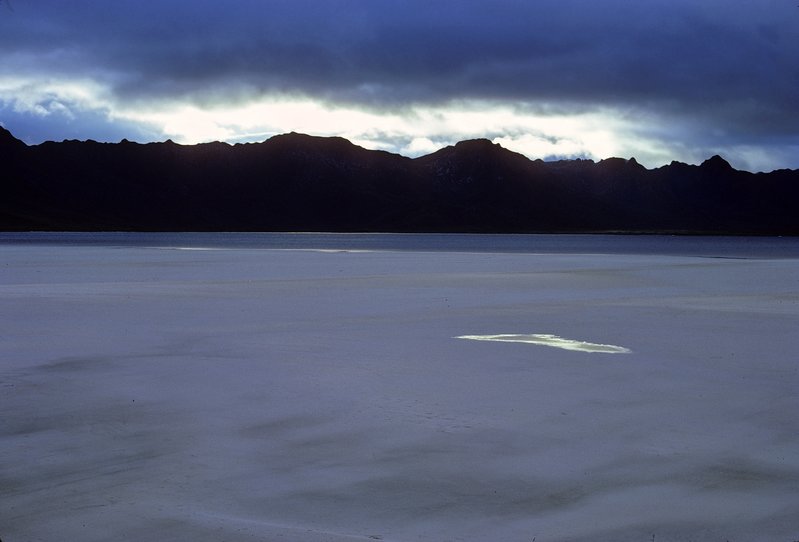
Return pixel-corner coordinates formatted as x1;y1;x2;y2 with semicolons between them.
1;232;798;258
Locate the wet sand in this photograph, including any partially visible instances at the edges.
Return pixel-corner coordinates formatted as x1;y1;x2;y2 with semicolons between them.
2;242;798;541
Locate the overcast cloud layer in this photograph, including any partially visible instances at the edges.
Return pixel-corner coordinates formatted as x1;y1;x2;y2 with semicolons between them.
1;0;798;171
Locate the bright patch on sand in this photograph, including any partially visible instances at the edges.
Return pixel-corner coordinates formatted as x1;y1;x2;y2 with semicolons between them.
456;333;631;354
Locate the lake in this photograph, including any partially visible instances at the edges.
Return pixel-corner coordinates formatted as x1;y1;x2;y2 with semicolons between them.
2;233;798;541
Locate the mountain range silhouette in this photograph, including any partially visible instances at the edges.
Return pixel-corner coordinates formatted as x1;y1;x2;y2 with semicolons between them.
2;127;797;234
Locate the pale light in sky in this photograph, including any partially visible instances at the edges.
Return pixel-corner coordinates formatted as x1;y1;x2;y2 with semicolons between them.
108;92;646;164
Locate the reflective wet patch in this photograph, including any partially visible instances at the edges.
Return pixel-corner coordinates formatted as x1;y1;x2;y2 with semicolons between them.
455;333;631;354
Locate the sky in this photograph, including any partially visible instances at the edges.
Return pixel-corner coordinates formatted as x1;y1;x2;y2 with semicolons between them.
1;0;797;172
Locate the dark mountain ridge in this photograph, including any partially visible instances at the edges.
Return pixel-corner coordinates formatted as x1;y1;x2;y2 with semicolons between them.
2;127;797;234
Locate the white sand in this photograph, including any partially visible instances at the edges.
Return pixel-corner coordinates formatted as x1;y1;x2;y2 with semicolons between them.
2;242;798;541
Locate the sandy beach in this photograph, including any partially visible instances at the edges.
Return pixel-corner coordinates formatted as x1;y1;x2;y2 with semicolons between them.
2;236;798;541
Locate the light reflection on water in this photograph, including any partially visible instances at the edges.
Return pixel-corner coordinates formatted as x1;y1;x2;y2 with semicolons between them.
1;232;797;258
456;333;632;354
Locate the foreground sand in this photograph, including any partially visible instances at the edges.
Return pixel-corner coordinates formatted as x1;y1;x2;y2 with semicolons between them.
2;240;798;541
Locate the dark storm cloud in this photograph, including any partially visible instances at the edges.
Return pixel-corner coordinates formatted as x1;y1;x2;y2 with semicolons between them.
3;2;794;95
1;0;797;161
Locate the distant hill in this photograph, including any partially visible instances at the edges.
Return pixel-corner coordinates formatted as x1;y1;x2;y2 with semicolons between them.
1;127;797;234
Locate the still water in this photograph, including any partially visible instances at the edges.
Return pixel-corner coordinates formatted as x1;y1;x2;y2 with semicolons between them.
1;231;797;258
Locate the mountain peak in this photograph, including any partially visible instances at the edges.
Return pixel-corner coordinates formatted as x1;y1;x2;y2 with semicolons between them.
700;155;733;171
597;157;646;171
456;138;495;145
453;139;504;151
0;125;26;148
